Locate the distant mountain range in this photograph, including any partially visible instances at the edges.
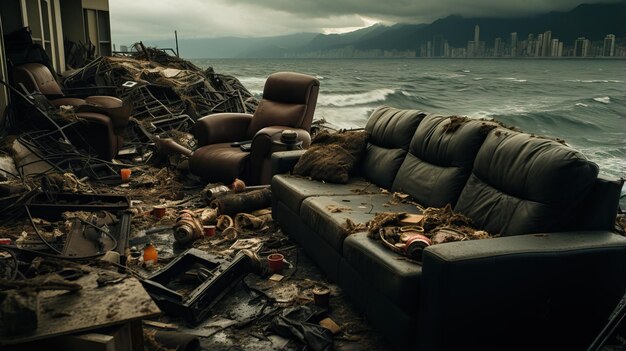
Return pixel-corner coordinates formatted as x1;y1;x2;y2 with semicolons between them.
147;2;626;58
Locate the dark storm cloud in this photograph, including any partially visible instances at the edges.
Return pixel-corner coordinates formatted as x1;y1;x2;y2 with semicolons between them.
229;0;621;22
110;0;621;44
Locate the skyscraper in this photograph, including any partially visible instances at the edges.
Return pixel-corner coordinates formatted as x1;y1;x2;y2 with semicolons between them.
603;34;616;57
494;37;502;56
474;25;480;45
574;37;590;57
510;32;518;56
542;31;552;57
433;35;445;57
551;39;560;57
535;33;543;57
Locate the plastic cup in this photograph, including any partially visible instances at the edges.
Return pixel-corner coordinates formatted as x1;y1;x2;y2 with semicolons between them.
152;206;166;219
313;286;331;307
120;168;132;182
268;253;284;274
203;225;216;237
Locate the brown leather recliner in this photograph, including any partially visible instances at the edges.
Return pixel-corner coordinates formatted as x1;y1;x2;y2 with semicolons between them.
189;72;320;185
12;63;131;160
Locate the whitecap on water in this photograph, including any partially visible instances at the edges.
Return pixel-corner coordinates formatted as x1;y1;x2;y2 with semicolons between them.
237;77;265;95
318;88;395;107
593;96;611;104
566;79;622;83
498;77;527;82
575;103;589;107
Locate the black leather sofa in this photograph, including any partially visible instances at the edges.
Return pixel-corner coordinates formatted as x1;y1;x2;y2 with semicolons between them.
271;106;626;350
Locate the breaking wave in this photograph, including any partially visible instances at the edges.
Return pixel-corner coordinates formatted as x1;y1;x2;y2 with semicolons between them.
564;79;624;83
237;77;265;95
498;77;528;82
593;96;611;104
318;88;395;107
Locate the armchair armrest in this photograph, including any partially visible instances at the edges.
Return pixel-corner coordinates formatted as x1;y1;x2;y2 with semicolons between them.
194;113;252;146
417;231;626;350
250;126;311;185
251;126;312;156
62;86;118;98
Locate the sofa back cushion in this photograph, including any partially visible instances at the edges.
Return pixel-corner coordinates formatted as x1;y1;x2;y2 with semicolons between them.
392;115;496;207
454;128;599;235
361;106;426;188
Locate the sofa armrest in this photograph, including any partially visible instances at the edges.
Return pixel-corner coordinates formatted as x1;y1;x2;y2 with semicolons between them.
418;231;626;350
194;113;252;146
271;150;307;176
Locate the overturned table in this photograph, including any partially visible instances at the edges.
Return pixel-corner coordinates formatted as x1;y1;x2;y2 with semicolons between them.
0;269;161;350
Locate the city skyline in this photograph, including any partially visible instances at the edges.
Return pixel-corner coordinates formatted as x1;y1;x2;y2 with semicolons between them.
418;25;622;58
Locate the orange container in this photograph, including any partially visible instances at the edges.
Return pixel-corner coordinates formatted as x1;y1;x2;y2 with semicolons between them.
143;243;158;264
120;168;132;182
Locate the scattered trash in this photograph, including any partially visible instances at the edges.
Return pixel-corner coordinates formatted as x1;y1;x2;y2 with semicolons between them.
269;305;334;351
0;41;387;351
313;286;331;308
203;225;216;237
140;249;251;324
174;210;204;245
143;243;158;266
269;274;284;282
144;329;200;351
319;317;342;335
268;253;285;274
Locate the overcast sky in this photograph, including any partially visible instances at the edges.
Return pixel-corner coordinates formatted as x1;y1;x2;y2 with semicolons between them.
110;0;620;45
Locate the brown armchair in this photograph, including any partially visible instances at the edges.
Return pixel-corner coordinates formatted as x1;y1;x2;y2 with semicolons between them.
189;72;319;185
12;63;131;160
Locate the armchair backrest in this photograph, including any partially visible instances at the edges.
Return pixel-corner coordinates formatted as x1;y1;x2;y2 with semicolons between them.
246;72;319;138
13;63;64;96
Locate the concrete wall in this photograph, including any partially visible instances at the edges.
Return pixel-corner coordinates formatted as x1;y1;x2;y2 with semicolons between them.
82;0;109;11
60;0;84;45
0;0;23;34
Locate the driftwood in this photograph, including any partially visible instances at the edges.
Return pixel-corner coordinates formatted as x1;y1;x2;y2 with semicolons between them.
210;189;272;216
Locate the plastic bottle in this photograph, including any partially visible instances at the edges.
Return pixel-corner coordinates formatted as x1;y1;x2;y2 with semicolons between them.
143;243;158;266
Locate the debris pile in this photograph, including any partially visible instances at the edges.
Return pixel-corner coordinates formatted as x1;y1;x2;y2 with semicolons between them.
63;43;258;121
0;44;386;350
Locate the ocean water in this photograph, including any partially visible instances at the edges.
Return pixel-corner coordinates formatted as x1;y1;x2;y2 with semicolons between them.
192;58;625;183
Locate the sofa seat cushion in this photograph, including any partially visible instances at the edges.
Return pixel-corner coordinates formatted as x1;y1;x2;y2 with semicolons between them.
455;128;599;235
271;174;380;214
343;232;422;313
361;106;426;188
300;194;419;253
392;115;495;208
